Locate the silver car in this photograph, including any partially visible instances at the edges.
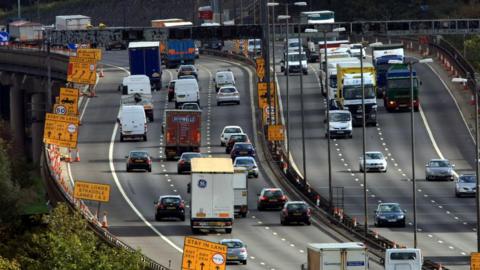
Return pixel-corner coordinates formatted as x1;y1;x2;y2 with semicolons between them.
455;174;476;197
220;239;247;265
216;86;240;105
425;159;454;181
359;151;387;172
233;156;259;178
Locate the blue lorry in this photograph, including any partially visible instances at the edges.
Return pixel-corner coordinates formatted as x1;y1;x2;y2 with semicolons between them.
128;41;162;90
161;39;196;69
371;44;404;98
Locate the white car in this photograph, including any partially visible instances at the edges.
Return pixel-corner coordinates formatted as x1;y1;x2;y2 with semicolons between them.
359;151;387;172
325;110;352;138
233;156;259;178
217;86;240;105
220;125;244;146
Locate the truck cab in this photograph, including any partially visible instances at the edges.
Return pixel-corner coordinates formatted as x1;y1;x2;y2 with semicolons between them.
385;248;422;270
385;64;419;112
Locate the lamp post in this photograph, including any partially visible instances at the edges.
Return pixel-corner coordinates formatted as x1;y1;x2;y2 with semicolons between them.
453;74;480;251
390;57;432;247
268;2;279;128
278;14;291;169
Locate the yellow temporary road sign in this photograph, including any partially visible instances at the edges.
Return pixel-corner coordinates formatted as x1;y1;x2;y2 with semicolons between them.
256;58;265;82
43;113;79;149
472;252;480;270
73;180;110;202
53;104;69;115
59;87;79;115
242;39;248;56
257;82;276;108
262;105;276;125
77;48;102;60
268;125;285;141
182;237;227;270
67;56;97;85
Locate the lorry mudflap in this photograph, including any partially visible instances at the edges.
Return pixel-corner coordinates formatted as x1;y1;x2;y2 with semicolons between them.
234;205;248;218
191;218;233;229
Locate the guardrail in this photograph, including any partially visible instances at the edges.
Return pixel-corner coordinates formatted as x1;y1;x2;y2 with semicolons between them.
201;46;449;270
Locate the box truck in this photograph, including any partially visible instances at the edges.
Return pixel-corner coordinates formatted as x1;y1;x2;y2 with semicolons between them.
128;41;162;90
385;248;422;270
189;158;235;234
55;15;91;30
303;242;368;270
233;167;248;218
163;110;201;160
119;75;154;121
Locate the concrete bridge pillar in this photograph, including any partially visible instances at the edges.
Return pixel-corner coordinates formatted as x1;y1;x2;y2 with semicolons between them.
9;76;25;155
31;92;45;165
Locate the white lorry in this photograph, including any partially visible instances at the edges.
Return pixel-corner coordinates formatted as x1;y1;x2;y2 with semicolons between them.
119;75;154;122
385;248;422;270
303;242;368;270
233;167;248;218
189;158;235;234
55;15;91;30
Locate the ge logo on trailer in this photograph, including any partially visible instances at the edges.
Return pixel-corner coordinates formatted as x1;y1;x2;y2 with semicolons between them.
198;179;207;188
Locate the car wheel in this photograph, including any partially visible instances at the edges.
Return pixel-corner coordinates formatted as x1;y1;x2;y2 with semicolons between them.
399;220;406;227
305;220;311;226
225;228;232;234
425;176;430;181
217;102;221;106
349;134;353;139
359;167;363;172
120;134;124;142
280;219;286;226
149;116;154;122
155;214;161;221
225;149;230;154
254;173;259;178
242;260;247;265
148;167;152;173
191;227;200;234
257;205;263;211
237;101;240;105
180;215;185;222
143;134;147;141
126;166;130;172
383;168;387;173
221;142;225;146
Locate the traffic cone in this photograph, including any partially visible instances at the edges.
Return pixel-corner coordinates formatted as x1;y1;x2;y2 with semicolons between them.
353;217;357;227
74;149;80;162
470;95;475;106
374;230;379;239
99;68;104;78
101;212;109;228
316;195;320;207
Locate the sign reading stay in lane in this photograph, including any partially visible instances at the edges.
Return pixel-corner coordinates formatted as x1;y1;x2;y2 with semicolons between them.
43;113;79;148
74;180;110;202
182;236;227;270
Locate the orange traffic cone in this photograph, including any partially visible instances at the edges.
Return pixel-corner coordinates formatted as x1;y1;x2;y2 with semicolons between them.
65;149;72;162
99;68;104;78
101;211;108;228
74;149;80;162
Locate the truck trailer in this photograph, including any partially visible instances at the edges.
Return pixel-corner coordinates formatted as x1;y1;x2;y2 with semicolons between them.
371;43;404;98
233;167;248;218
55;15;91;30
189;158;235;234
128;41;162;90
303;242;368;270
384;64;419;112
163;110;201;160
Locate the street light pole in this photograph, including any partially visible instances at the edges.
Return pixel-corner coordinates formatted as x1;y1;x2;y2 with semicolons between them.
409;61;417;248
324;31;333;210
360;45;368;234
298;23;307;182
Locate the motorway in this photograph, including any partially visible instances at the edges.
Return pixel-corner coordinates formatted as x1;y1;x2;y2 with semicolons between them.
68;50;383;270
275;44;476;264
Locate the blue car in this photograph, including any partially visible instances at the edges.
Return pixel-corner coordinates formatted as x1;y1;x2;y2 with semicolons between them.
230;142;256;160
374;203;406;227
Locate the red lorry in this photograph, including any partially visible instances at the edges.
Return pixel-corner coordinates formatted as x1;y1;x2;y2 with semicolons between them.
163;110;201;160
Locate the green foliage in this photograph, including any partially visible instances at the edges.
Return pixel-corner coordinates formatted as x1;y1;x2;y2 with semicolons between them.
0;138;20;224
0;256;20;270
465;35;480;71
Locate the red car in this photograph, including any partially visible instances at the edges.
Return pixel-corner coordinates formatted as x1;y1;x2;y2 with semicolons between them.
257;188;287;210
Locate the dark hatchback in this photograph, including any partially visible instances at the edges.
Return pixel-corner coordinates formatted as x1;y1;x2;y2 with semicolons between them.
125;150;152;172
280;201;311;225
177;65;198;80
374;203;406;227
225;133;250;154
177;152;203;174
230;142;256;160
154;195;185;221
257;188;287;210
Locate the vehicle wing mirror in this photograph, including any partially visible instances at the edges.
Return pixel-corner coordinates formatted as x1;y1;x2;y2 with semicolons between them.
154;200;158;204
125;155;129;158
122;85;128;95
187;183;191;193
419;81;423;85
452;164;456;167
212;78;216;82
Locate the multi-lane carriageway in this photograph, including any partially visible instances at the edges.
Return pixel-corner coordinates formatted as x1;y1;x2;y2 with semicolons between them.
70;47;472;269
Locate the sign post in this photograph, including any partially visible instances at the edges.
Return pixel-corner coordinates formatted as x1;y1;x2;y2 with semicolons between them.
73;180;111;219
182;236;227;270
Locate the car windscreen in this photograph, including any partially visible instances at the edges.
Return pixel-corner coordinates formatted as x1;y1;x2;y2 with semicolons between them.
287;54;306;61
287;203;307;211
220;88;236;93
235;158;254;165
343;86;376;99
180;66;194;72
366;153;383;159
230;135;247;141
130;152;148;158
222;241;244;248
390;252;417;260
235;144;253;150
181;153;201;161
387;78;418;88
225;127;242;133
161;197;180;204
430;160;450;167
379;204;401;212
331;113;350;122
459;175;476;183
264;190;283;197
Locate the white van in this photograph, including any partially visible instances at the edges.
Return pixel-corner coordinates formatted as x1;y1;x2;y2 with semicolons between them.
119;75;152;95
326;110;352;138
118;105;147;142
385;248;423;270
174;78;200;109
214;70;235;91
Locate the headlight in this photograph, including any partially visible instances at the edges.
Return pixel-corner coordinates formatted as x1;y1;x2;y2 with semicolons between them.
398;215;404;219
152;72;160;78
378;215;386;219
372;105;378;109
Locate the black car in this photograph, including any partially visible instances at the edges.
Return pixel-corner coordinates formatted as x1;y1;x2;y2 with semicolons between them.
154;195;185;221
374;203;406;227
177;152;202;174
177;65;198;80
280;201;311;225
230;142;256;160
257;188;287;210
225;133;250;154
125;150;151;172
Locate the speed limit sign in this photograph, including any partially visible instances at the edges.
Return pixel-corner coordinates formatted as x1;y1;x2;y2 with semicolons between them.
54;104;67;115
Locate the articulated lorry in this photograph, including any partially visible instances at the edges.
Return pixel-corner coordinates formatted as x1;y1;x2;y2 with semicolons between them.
160;39;196;68
163;110;201;160
302;242;368;270
189;158;235;234
336;62;377;126
371;43;404;97
128;41;162;90
384;64;419;112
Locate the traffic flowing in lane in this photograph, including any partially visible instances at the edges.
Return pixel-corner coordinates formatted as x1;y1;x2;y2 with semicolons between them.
70;50;349;270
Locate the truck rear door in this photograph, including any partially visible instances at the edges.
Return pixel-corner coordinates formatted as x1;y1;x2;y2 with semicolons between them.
144;47;160;78
345;249;367;270
212;174;233;219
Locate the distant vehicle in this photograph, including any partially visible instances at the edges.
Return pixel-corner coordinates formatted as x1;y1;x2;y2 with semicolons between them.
280;201;311;226
280;51;308;75
128;41;162;90
374;202;406;227
119;75;154;121
233;156;259;178
106;40;127;51
220;239;248;265
226;133;250;153
371;43;404;97
125;150;152;172
325;110;352;138
178;75;197;80
177;152;202;174
55;15;91;30
455;174;476;197
347;43;366;58
163;110;201;160
305;242;368;270
300;10;335;24
385;248;422;270
118;105;147;142
161;39;196;68
385;64;419;112
174;78;199;108
154;195;185;221
167;80;176;102
181;103;201;110
257;188;287;210
247;39;262;55
230;142;256;160
359;151;387;172
214;70;235;91
425;159;454;181
177;65;198;80
190;158;234;234
217;86;240;105
220;125;244;146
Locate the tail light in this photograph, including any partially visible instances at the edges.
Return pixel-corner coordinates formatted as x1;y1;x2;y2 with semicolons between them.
195;131;201;144
259;196;267;201
147;159;152;164
158;203;165;209
166;132;171;142
282;208;288;215
307;208;312;216
225;222;232;226
144;124;147;132
180;201;185;208
179;160;185;165
240;248;247;254
281;195;287;201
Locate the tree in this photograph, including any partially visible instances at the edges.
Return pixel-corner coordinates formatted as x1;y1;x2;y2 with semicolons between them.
465;35;480;71
0;138;20;225
0;256;20;270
